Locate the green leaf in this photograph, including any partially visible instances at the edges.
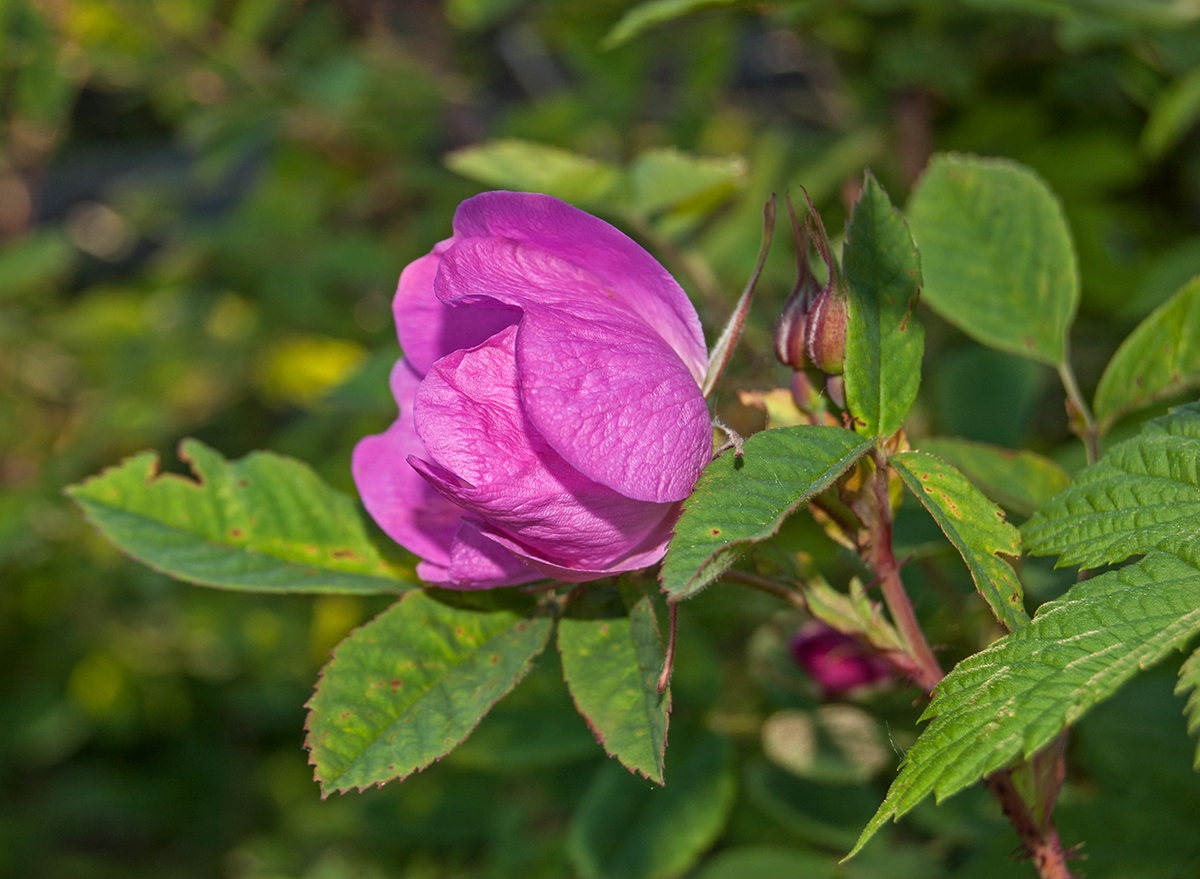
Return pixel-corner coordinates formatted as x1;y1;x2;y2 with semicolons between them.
693;846;838;879
567;730;736;879
65;439;415;594
628;148;744;218
1176;648;1200;770
1141;66;1200;160
444;139;624;208
907;153;1078;366
1022;403;1200;569
559;581;670;783
803;576;905;655
305;589;552;794
918;438;1070;519
891;451;1030;630
660;426;872;601
1094;274;1200;429
842;172;925;439
601;0;749;49
849;550;1200;857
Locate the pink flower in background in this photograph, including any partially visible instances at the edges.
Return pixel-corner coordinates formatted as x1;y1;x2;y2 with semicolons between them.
789;622;894;697
353;192;713;589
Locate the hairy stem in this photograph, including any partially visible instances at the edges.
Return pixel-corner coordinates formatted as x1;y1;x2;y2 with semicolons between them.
986;771;1076;879
867;450;944;693
866;450;1076;878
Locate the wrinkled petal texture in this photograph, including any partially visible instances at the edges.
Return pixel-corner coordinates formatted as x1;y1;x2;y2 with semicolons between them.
435;235;711;503
412;325;679;572
393;240;521;376
352;360;462;567
354;191;712;588
453;191;708;384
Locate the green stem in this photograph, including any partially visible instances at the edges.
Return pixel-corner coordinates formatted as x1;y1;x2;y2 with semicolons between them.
1057;360;1100;465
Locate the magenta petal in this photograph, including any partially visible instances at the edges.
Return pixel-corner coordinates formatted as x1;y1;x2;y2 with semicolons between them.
442;521;542;589
410;325;679;570
351;359;464;566
452;191;707;383
393;240;520;376
471;510;677;582
434;237;712;503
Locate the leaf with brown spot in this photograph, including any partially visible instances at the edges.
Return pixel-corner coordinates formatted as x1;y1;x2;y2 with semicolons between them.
66;438;417;594
558;580;669;783
305;588;552;795
892;451;1029;631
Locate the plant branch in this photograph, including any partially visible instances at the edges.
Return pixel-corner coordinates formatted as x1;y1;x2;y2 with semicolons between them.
866;450;944;694
721;569;808;608
986;770;1077;879
1057;360;1100;465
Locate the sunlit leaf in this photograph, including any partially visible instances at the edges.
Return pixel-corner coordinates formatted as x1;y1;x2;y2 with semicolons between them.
559;580;669;782
67;439;415;594
660;426;871;601
918;438;1070;519
849;550;1200;856
1022;403;1200;569
843;173;924;439
907;153;1078;366
1094;274;1200;429
892;451;1029;630
305;589;552;794
445;139;624;208
629;148;744;218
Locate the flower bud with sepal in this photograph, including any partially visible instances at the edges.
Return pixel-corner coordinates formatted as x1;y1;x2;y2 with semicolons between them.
804;277;849;374
773;195;819;370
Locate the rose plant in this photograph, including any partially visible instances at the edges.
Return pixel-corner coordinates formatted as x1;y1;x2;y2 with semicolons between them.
67;155;1200;879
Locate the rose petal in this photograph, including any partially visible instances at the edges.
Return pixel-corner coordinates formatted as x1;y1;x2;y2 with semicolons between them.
443;520;542;589
393;239;520;376
452;191;708;383
471;512;678;582
409;325;678;570
351;359;464;566
434;236;712;503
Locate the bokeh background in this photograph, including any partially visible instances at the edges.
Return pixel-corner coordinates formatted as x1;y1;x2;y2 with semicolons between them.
3;1;1200;877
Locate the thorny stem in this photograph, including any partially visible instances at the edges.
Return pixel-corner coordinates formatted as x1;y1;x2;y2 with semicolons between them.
867;448;1076;878
866;450;944;693
986;771;1077;879
1057;360;1100;465
720;451;1078;877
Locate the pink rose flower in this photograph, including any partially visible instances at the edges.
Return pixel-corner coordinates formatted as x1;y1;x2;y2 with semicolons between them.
353;192;713;589
789;623;894;697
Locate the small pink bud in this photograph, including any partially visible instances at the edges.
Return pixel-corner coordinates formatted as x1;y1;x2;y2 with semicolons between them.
774;196;818;371
789;622;893;697
804;280;849;375
774;279;815;370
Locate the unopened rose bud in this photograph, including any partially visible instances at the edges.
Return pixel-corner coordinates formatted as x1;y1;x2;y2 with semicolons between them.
774;195;818;371
774;280;815;370
804;280;849;375
789;622;893;697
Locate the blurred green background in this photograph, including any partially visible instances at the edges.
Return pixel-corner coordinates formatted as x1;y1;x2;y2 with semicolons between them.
3;0;1200;877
